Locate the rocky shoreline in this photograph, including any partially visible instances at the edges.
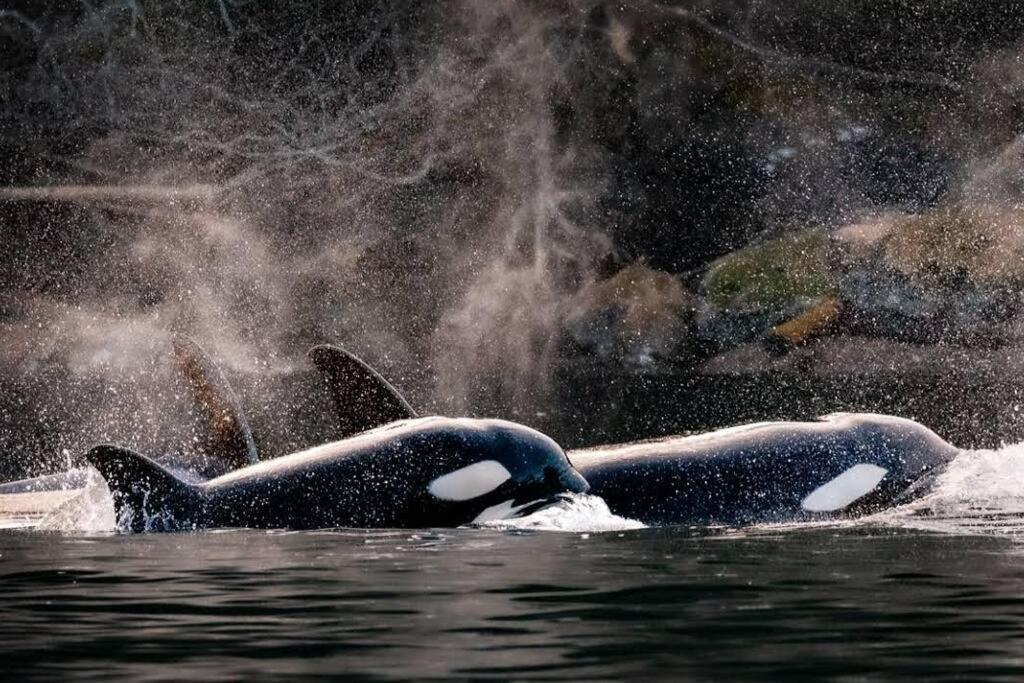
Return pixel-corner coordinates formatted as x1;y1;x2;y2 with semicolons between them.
5;3;1024;478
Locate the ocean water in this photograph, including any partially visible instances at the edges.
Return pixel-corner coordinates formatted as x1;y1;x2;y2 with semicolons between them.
4;445;1024;680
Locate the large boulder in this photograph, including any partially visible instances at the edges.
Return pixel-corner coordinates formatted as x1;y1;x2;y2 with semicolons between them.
561;263;695;365
695;202;1024;351
697;230;833;348
829;205;1024;345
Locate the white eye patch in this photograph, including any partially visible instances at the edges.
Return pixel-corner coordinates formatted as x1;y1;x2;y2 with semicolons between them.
801;463;888;512
428;460;512;501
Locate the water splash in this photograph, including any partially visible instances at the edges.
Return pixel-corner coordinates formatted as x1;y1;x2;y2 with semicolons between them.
877;444;1024;538
37;467;116;533
480;493;646;533
0;3;629;482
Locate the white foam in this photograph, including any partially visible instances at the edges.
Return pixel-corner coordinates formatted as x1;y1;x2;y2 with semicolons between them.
479;493;646;532
36;467;116;533
878;445;1024;538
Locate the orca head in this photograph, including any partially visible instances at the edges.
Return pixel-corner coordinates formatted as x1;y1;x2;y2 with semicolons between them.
418;418;589;525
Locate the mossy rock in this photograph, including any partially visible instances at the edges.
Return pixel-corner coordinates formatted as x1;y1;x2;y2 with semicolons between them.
703;230;832;312
828;205;1024;345
562;263;694;363
883;205;1024;286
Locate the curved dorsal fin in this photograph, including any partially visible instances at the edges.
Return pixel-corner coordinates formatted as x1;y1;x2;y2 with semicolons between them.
86;444;201;532
308;345;417;438
171;336;259;475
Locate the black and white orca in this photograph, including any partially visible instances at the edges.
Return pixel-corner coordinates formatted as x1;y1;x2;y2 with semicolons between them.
8;338;961;530
78;338;590;531
89;416;588;532
0;469;91;495
308;355;962;526
569;413;959;526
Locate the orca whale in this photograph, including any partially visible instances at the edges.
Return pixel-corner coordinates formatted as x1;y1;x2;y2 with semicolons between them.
307;353;962;526
569;413;959;526
70;337;588;531
6;338;960;530
0;468;91;495
88;416;588;532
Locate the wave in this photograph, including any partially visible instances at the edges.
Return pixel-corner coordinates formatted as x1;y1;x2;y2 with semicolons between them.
873;444;1024;538
479;493;647;533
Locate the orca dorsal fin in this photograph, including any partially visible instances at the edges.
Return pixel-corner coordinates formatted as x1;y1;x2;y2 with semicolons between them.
86;445;201;532
308;344;417;438
172;336;259;475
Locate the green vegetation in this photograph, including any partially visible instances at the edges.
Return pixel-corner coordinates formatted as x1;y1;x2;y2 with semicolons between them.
704;231;832;311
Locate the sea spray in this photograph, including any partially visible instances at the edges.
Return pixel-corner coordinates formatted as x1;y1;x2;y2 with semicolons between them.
37;467;117;533
879;444;1024;538
481;493;646;533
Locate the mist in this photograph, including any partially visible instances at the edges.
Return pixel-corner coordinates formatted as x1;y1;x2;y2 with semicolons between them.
4;1;1024;477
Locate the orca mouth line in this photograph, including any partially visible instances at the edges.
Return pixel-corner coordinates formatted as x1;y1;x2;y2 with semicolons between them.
468;495;569;525
511;494;573;518
503;497;569;518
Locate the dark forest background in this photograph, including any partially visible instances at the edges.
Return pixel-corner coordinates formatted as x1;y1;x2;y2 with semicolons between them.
4;1;1024;479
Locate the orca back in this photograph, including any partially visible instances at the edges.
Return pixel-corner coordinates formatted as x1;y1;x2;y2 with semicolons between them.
569;414;959;526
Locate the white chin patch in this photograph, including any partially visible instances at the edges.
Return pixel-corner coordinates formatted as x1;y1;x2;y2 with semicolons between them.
472;499;540;523
428;460;512;501
801;463;888;512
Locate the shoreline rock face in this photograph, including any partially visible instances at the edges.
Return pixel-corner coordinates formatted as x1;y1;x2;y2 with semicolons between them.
829;205;1024;346
697;230;831;349
5;3;1024;478
561;263;696;366
662;203;1024;355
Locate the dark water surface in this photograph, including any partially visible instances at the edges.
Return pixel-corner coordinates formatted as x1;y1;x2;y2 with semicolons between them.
3;526;1024;681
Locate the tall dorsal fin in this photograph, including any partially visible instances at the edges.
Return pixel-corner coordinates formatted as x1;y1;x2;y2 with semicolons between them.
171;336;259;475
308;345;417;438
86;445;202;532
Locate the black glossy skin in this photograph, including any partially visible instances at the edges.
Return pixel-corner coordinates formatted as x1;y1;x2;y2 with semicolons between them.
91;417;589;532
568;413;960;527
